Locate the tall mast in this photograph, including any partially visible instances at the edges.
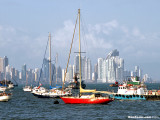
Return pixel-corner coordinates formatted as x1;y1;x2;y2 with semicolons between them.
49;32;52;86
56;53;58;85
78;9;82;90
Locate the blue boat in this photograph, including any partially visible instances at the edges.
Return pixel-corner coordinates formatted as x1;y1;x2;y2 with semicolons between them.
109;76;147;100
110;94;146;100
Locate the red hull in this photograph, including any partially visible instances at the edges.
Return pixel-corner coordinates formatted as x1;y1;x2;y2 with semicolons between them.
61;97;113;104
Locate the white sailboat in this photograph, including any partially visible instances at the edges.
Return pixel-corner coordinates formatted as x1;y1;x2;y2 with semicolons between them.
23;86;32;92
32;33;71;98
23;73;32;92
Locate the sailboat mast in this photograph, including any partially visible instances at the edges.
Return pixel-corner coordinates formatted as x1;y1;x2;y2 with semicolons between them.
78;9;82;90
49;32;52;86
56;53;58;84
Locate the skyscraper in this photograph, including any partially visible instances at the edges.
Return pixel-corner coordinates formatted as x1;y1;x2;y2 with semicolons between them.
93;63;98;83
57;66;62;83
3;56;8;69
74;55;92;82
68;65;73;82
97;49;124;83
22;64;26;81
43;58;49;81
0;57;4;73
74;55;79;74
97;58;103;83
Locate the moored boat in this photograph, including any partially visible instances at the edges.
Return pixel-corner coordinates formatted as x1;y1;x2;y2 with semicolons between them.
0;86;7;91
0;92;11;102
32;33;71;98
61;9;113;104
23;86;32;92
109;76;160;100
8;83;14;89
61;93;113;104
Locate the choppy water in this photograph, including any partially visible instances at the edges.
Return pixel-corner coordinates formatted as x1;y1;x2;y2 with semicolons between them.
0;83;160;120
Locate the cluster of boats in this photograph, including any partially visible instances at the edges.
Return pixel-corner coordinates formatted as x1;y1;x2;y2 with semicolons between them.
0;81;14;102
2;9;160;104
23;84;72;98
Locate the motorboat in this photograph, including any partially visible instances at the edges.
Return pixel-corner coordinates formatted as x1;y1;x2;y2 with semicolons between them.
0;92;11;102
23;86;32;92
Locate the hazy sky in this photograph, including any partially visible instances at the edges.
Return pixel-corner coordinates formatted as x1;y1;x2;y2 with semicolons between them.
0;0;160;80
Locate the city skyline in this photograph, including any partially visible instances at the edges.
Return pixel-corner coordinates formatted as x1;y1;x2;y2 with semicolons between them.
0;1;160;80
0;49;153;84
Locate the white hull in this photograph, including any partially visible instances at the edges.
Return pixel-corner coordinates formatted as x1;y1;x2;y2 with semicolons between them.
0;95;11;102
32;88;72;98
0;87;7;91
23;88;32;92
23;86;32;92
8;84;14;89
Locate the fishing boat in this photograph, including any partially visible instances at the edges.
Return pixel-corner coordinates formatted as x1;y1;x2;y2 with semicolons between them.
61;9;113;104
0;92;11;102
109;76;160;100
109;78;147;100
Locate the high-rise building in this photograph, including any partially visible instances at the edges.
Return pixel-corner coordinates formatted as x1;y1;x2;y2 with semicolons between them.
0;57;4;73
57;66;62;83
97;58;103;83
86;58;92;81
3;56;8;69
97;49;124;83
73;65;75;78
68;65;73;82
35;68;39;82
73;55;92;82
43;58;49;81
143;74;152;83
74;55;79;74
22;64;26;81
93;64;98;83
81;56;86;80
15;70;19;81
135;66;139;76
10;67;16;81
106;50;124;83
62;69;66;83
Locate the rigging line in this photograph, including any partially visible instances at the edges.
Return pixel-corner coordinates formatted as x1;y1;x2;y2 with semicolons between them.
38;36;49;85
51;64;55;87
62;14;79;90
81;14;90;59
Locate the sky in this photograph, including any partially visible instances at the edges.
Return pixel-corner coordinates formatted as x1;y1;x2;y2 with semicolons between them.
0;0;160;81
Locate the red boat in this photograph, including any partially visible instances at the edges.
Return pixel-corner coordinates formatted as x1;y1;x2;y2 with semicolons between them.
61;9;114;104
61;94;113;104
